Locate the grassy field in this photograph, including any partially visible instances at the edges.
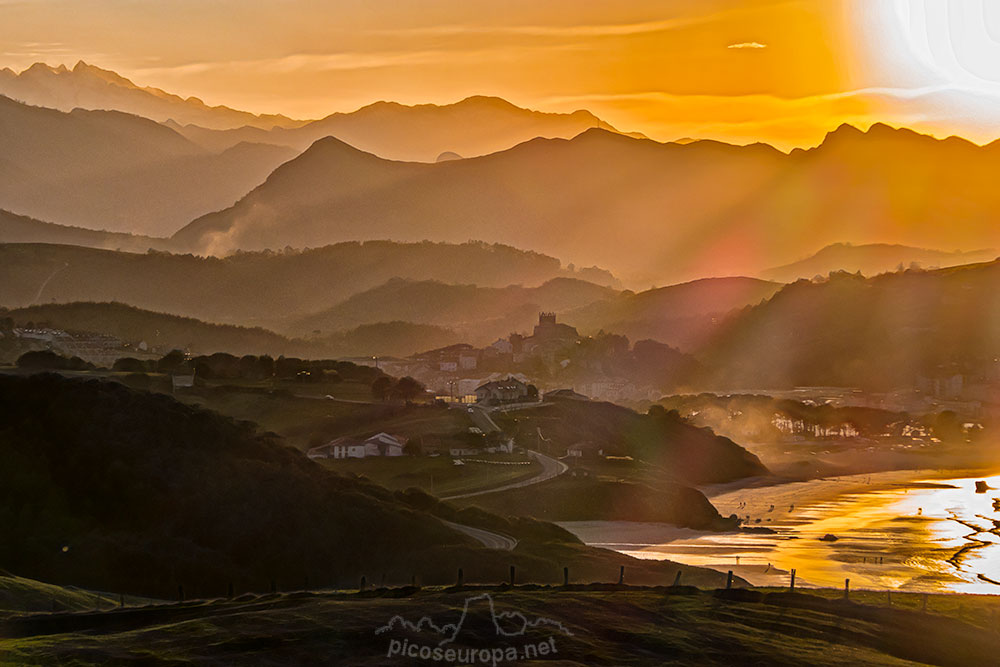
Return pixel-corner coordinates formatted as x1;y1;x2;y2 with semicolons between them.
3;586;999;665
0;575;154;618
324;454;539;496
173;384;474;450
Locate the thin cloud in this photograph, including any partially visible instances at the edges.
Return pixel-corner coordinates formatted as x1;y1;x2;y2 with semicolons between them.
728;42;767;49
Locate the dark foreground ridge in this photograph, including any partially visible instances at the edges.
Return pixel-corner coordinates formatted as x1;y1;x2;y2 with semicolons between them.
3;585;999;665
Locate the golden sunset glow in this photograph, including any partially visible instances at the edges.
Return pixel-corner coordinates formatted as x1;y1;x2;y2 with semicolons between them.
4;0;1000;148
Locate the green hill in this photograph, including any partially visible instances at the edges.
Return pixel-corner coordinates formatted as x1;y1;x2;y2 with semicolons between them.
0;241;617;331
0;209;168;252
0;374;734;599
565;277;781;350
291;277;616;341
698;260;1000;389
495;396;767;485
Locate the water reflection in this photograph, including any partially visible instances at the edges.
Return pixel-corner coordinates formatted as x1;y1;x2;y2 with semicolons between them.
566;473;1000;593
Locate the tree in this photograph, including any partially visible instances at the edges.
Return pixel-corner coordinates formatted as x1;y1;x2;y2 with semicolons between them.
112;357;149;373
371;376;393;402
157;349;187;373
392;376;425;402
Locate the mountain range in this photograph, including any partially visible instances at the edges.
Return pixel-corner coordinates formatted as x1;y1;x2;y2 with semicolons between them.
565;277;781;351
762;242;998;283
0;241;616;331
290;277;617;342
0;209;167;252
0;61;302;130
1;62;639;162
0;94;296;234
169;95;640;162
171;123;1000;286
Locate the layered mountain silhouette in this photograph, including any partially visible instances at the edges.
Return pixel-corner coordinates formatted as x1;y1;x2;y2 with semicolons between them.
171;95;642;162
565;277;781;351
291;277;617;342
0;61;302;129
762;242;998;283
0;241;615;330
0;209;167;252
171;124;1000;286
697;259;1000;389
0;95;296;234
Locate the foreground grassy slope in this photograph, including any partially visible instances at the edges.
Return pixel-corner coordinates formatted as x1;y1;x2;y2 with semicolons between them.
3;587;999;665
0;374;737;600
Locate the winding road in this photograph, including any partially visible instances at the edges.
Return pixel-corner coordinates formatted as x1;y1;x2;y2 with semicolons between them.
441;520;518;550
440;449;568;501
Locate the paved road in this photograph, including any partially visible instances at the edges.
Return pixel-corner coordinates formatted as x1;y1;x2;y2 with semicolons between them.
441;520;518;550
451;404;502;433
440;449;568;501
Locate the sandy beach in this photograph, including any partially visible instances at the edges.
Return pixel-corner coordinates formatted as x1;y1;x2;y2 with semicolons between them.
562;466;1000;592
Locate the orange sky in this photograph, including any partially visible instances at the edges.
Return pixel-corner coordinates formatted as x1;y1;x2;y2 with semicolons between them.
4;0;1000;148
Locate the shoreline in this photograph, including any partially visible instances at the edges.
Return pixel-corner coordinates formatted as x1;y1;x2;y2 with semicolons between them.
562;464;1000;591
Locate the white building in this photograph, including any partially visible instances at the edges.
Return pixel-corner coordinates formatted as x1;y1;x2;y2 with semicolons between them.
308;432;408;459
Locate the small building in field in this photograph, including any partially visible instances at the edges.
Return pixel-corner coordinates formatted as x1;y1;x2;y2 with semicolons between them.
363;432;407;457
307;436;364;460
307;432;408;459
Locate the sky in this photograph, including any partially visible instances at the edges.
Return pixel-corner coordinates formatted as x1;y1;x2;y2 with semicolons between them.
4;0;1000;148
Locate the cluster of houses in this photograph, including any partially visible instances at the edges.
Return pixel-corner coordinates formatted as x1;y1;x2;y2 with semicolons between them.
9;327;156;367
345;312;658;405
306;430;516;460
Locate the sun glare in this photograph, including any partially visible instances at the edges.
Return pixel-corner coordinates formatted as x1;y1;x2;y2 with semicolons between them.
867;0;1000;95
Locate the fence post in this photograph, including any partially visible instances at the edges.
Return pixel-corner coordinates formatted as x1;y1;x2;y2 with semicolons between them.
509;565;516;586
119;593;124;608
789;569;796;591
887;590;892;606
672;570;683;587
618;566;625;585
922;594;928;612
457;568;464;587
563;567;569;586
844;579;850;600
360;575;367;592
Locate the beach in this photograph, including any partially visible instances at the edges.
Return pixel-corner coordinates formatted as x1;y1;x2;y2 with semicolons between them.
561;467;1000;592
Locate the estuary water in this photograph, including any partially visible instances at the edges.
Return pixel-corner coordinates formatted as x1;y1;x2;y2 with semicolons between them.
562;471;1000;593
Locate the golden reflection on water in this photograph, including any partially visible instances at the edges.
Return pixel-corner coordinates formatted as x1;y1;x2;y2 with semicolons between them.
616;473;1000;593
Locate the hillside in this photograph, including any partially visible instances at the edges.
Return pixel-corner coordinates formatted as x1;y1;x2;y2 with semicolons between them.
0;61;302;130
173;95;640;161
565;277;781;351
0;242;616;330
3;302;303;357
291;277;617;341
763;242;998;283
1;301;464;361
0;373;473;598
171;124;1000;286
0;95;296;234
0;209;167;252
495;397;767;485
697;260;1000;389
0;374;737;600
6;588;1000;666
